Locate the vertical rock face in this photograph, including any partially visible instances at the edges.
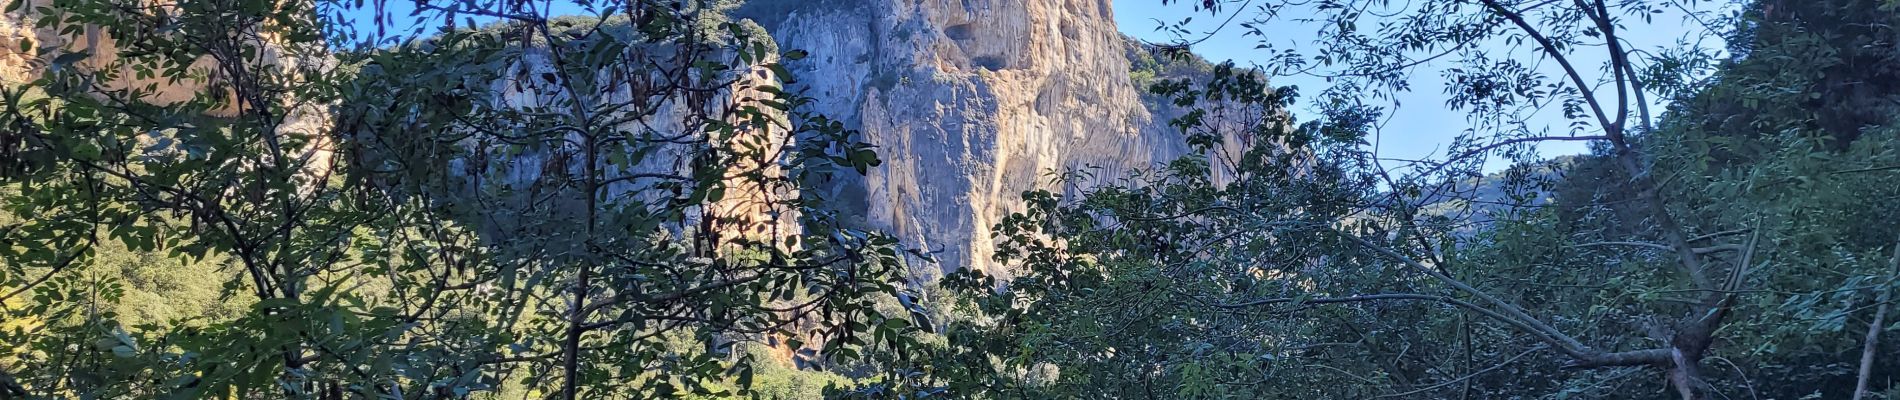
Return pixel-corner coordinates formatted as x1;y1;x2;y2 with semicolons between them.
753;0;1207;276
6;0;1248;277
456;44;798;245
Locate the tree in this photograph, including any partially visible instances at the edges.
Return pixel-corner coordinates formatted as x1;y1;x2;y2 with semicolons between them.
0;0;924;398
895;0;1900;398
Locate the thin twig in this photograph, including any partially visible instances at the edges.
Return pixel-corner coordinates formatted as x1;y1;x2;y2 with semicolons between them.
1374;345;1546;399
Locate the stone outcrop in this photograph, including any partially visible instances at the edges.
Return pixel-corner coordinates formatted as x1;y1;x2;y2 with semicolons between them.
742;0;1231;277
4;0;1260;278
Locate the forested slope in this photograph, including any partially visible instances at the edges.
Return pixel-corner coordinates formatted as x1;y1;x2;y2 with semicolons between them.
2;0;1897;399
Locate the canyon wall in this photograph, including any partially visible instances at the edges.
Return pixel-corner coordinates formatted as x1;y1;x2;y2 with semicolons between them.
4;0;1249;277
747;0;1220;277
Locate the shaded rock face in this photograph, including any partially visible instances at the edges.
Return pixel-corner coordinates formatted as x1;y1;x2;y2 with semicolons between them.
457;45;798;250
752;0;1209;276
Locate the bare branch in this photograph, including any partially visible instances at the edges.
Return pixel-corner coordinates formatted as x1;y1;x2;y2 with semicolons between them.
1687;229;1750;243
1374;345;1546;399
1562;348;1672;369
1854;237;1900;400
1570;241;1673;253
1476;0;1619;143
1570;241;1743;255
1424;135;1610;176
1339;231;1594;358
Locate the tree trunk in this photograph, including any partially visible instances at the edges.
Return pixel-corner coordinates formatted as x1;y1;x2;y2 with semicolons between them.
1854;240;1900;400
1854;297;1889;400
561;264;590;400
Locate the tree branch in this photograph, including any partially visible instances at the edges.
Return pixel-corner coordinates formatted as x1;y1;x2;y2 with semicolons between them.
0;242;95;304
1424;135;1611;176
1570;241;1743;255
1476;0;1617;141
1340;232;1594;358
1854;237;1900;400
1374;345;1545;399
1561;348;1672;369
1218;293;1583;357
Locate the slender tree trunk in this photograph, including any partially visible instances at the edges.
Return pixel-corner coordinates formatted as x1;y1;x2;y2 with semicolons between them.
1854;297;1889;400
564;141;601;400
561;263;590;400
1854;240;1900;400
1460;316;1475;400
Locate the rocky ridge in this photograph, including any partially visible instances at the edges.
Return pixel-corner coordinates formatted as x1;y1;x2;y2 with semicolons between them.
741;0;1237;277
2;0;1254;278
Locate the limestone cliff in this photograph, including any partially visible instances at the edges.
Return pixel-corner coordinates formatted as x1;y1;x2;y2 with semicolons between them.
4;0;1256;278
739;0;1227;277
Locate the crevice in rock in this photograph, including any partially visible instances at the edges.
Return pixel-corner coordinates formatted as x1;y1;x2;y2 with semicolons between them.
973;55;1007;71
944;23;975;41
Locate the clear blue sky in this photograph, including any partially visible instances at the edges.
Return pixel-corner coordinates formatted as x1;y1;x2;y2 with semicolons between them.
1110;0;1727;172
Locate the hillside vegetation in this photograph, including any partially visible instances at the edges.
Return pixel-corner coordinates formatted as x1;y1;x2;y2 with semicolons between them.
2;0;1897;399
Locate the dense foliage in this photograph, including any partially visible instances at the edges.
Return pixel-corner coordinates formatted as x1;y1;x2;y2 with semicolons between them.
872;0;1900;398
1;0;924;398
1;0;1896;399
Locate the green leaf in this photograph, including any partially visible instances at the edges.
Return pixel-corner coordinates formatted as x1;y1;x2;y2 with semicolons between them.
71;141;100;160
50;51;90;68
111;345;135;358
